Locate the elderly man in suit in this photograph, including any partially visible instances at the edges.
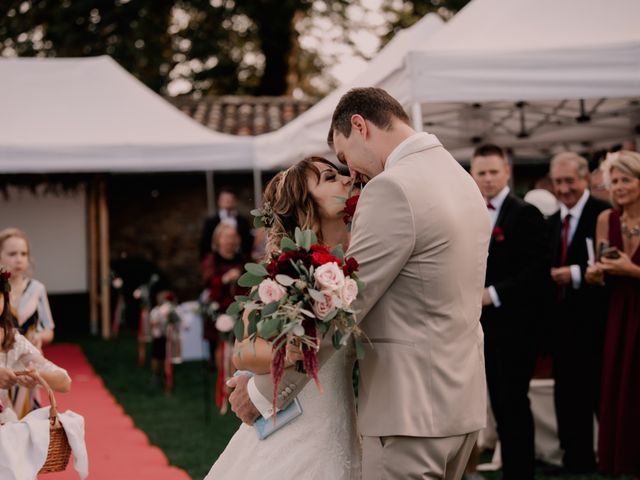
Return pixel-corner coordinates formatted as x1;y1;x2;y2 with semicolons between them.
548;152;609;474
470;144;549;480
229;87;491;479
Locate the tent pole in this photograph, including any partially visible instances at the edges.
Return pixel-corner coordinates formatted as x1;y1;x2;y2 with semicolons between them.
88;178;99;336
412;102;424;132
205;171;215;216
253;168;263;209
98;176;111;339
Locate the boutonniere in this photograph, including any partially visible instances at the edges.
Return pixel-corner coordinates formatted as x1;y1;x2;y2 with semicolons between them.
492;226;505;242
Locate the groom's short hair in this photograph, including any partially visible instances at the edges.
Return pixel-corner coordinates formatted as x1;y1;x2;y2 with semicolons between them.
327;87;411;148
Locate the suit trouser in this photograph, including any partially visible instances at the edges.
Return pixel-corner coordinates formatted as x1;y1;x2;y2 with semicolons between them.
484;330;536;480
552;310;602;472
362;431;479;480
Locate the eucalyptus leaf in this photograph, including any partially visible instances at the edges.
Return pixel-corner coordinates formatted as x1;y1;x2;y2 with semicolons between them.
355;340;366;360
248;314;258;337
280;237;297;252
322;308;338;322
300;308;316;318
234;318;245;340
356;278;366;291
226;302;241;317
250;208;262;217
234;295;251;302
275;274;295;286
330;245;345;261
259;317;281;339
253;217;264;228
245;263;268;277
294;227;304;246
238;272;264;287
308;288;326;303
308;230;318;246
300;230;312;251
332;330;344;349
261;301;280;318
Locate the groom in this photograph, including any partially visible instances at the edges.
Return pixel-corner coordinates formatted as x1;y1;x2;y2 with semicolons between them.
230;87;490;479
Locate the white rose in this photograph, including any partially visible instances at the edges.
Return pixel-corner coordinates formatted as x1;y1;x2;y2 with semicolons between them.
314;262;345;291
258;278;287;304
341;278;358;307
215;314;235;333
312;291;336;321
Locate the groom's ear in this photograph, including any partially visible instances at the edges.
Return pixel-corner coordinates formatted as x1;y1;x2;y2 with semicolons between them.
350;114;368;138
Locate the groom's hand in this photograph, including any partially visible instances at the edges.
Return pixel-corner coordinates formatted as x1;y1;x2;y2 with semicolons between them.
228;375;260;425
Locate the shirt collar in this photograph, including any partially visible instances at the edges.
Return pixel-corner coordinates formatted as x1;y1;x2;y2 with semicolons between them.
488;186;510;211
560;189;590;220
384;132;439;171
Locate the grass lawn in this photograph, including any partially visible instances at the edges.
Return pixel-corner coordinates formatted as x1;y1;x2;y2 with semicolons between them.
77;333;632;480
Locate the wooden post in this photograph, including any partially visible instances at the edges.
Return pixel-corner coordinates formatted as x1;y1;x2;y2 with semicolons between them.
98;176;111;339
88;178;99;336
253;168;263;209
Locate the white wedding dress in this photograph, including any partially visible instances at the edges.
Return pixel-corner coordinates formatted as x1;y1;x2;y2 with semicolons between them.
205;346;361;479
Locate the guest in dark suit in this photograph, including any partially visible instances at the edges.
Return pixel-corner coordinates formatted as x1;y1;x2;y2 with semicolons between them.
470;144;549;480
548;152;610;473
199;187;253;260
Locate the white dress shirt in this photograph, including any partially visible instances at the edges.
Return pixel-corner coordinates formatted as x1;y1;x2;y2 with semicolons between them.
487;187;510;308
559;189;591;289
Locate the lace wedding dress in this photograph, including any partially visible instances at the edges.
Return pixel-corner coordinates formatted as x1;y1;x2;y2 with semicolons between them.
205;346;361;479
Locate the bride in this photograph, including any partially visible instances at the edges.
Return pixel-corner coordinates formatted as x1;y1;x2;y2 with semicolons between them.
205;157;361;479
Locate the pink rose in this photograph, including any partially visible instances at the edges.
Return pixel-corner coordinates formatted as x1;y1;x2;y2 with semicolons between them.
314;262;345;291
312;291;336;321
215;314;235;333
341;278;358;307
258;278;287;304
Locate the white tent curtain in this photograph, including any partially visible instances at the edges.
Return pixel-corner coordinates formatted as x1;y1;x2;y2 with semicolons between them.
0;56;254;172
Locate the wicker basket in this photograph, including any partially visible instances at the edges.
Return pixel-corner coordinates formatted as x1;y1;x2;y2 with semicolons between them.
15;370;72;474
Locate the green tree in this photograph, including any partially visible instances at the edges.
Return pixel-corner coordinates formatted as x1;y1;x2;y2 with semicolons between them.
0;0;350;96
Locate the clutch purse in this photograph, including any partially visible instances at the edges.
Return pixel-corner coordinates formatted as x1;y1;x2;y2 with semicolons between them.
233;370;304;440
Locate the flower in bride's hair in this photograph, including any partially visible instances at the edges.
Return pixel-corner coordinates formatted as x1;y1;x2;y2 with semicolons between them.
251;202;275;229
314;262;345;291
312;291;336;321
258;278;287;304
341;278;358;307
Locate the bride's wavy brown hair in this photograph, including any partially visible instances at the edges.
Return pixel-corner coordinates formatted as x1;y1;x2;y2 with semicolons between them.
263;157;337;256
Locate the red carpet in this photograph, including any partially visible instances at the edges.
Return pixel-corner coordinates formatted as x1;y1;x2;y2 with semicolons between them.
38;344;191;480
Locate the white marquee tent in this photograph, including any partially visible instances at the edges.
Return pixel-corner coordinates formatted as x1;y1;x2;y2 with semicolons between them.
256;0;640;168
0;55;254;172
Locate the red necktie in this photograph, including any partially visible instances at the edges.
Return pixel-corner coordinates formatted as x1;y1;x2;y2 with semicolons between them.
487;202;496;210
560;214;572;265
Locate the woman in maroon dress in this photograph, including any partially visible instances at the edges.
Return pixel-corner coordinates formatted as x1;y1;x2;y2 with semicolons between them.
586;150;640;477
201;222;248;412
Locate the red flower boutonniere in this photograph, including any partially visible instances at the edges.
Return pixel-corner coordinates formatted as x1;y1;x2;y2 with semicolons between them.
492;226;505;242
342;194;360;231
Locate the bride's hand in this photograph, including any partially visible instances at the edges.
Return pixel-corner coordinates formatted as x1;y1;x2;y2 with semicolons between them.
285;338;304;366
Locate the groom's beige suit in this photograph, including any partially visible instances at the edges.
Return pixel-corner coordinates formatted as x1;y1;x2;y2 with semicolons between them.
250;133;490;479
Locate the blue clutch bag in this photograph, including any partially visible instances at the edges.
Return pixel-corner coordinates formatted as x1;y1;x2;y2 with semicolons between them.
234;370;304;440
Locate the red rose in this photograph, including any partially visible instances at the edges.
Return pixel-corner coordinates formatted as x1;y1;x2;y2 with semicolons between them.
310;244;331;254
311;251;342;267
266;259;278;278
276;249;310;277
342;257;359;276
342;195;360;224
492;226;505;242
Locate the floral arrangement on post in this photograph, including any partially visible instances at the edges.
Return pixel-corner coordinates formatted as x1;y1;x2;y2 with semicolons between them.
226;227;365;410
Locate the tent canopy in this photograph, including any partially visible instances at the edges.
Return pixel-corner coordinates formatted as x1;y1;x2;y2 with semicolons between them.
0;56;254;172
256;0;640;168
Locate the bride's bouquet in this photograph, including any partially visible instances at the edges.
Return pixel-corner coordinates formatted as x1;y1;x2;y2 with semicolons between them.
226;227;365;406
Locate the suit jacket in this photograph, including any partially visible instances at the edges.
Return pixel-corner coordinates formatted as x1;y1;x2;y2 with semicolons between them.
547;195;609;337
254;133;491;437
199;212;253;259
481;194;550;339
